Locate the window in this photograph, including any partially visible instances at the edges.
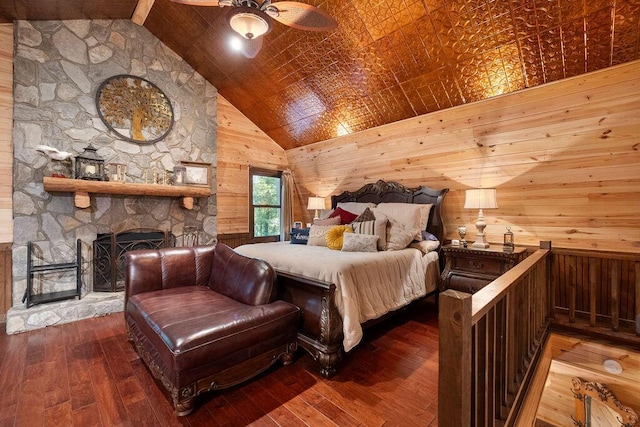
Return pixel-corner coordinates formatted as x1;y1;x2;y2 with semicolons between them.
250;168;282;242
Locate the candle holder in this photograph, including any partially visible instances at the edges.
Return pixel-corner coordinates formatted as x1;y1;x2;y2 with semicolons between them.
75;144;105;180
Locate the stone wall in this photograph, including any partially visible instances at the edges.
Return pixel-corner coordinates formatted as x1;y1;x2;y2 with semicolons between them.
10;20;217;331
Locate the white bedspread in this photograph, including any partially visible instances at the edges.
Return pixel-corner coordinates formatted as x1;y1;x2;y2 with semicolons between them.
235;242;440;352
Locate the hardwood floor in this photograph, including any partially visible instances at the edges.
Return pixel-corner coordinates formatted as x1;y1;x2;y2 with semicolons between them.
0;299;439;426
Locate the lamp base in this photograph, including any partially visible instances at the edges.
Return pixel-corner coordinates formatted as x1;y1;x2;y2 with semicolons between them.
472;240;490;249
472;209;490;248
472;231;490;248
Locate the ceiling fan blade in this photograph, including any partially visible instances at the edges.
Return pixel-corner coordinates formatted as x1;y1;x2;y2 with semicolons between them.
241;35;263;58
267;1;337;32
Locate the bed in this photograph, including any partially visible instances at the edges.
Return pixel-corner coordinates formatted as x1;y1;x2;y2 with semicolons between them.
235;180;449;377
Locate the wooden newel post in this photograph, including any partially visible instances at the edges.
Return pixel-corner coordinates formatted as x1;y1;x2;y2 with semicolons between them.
438;289;473;427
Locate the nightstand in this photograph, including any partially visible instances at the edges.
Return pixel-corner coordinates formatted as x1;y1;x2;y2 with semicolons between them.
440;244;527;294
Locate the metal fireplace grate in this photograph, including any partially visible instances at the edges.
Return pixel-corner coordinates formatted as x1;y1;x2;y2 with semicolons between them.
93;229;174;292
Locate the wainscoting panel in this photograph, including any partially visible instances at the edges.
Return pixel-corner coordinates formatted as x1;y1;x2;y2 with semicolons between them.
217;233;253;249
551;248;640;341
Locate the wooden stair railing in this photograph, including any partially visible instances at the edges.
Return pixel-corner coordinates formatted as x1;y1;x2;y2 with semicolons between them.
439;242;552;427
550;248;640;344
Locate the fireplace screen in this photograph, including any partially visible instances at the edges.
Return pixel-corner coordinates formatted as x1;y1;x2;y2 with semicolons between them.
93;229;174;292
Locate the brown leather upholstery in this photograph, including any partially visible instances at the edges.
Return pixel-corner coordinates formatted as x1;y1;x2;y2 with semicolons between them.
125;243;299;416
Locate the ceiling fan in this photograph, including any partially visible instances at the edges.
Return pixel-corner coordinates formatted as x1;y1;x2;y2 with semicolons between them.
169;0;338;58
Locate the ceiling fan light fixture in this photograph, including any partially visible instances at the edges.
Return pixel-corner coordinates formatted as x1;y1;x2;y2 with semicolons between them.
228;7;272;39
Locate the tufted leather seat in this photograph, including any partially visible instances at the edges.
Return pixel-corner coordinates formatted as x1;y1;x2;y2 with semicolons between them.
125;243;299;416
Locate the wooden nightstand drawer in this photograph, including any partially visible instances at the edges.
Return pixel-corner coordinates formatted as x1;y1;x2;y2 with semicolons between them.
440;245;527;293
451;255;504;276
447;274;494;294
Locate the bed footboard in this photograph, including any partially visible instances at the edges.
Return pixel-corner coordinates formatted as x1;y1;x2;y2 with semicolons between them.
276;270;343;377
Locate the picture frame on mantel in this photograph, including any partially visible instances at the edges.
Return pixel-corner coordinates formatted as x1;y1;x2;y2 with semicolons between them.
181;161;212;187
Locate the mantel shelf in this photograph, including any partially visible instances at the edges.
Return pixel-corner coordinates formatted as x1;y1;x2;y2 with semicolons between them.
43;177;211;210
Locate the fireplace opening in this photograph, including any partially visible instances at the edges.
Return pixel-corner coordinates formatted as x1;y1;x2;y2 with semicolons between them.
93;229;175;292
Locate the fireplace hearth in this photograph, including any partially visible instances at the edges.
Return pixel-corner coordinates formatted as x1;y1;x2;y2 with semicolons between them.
93;229;175;292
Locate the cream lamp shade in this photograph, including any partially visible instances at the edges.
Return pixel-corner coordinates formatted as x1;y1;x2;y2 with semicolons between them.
464;188;497;248
307;196;325;220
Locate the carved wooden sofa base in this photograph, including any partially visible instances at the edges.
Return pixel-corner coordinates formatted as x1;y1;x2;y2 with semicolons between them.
127;318;297;415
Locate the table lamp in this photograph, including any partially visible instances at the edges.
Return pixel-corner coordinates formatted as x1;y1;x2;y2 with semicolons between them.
307;196;325;221
464;188;497;248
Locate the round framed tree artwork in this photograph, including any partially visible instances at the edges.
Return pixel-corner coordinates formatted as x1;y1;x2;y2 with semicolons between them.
96;75;174;144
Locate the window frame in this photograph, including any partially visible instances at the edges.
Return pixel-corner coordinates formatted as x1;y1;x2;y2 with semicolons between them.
249;167;283;243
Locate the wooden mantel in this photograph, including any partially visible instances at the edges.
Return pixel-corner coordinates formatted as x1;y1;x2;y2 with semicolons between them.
43;177;211;210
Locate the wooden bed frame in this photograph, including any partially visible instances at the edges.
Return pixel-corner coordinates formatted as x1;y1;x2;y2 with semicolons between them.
277;180;449;377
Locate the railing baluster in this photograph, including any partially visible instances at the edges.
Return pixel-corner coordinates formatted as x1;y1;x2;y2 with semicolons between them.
634;262;640;336
611;260;620;332
589;259;597;326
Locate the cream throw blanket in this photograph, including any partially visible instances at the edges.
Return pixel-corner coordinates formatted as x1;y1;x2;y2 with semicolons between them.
235;242;439;352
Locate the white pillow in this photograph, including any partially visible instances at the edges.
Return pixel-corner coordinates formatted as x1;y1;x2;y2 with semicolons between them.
307;225;336;246
336;202;377;215
375;203;432;241
408;240;440;255
385;217;420;251
352;216;388;251
341;233;379;252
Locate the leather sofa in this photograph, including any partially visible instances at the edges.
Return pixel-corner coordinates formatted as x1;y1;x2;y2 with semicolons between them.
124;243;299;416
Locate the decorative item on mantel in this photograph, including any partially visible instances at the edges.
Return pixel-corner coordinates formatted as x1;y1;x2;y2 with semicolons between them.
35;144;74;178
107;163;127;182
75;144;105;180
173;165;186;186
464;188;498;249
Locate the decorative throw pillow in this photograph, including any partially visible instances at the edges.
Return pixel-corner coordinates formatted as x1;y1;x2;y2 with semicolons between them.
421;230;439;241
313;216;341;226
352;207;376;223
336;202;377;216
352;207;387;251
328;207;358;224
385;217;420;251
307;225;337;246
326;225;353;250
408;240;440;254
289;228;309;244
341;233;379;252
375;203;431;241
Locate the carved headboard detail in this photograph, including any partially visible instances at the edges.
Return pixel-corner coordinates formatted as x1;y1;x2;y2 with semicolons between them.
331;180;449;244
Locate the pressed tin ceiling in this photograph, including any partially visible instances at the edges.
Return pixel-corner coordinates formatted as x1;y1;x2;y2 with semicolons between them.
2;0;640;150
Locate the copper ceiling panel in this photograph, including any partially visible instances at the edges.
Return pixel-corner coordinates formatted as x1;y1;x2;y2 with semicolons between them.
2;0;640;149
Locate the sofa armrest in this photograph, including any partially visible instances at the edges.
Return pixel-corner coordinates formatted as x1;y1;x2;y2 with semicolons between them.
125;246;215;304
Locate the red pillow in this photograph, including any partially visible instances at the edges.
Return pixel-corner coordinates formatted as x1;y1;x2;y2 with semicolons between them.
329;207;358;224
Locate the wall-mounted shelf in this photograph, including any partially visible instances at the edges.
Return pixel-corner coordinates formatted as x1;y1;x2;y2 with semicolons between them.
43;177;211;210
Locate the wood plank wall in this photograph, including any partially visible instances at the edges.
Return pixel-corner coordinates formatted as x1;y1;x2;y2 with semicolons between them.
0;24;12;244
0;24;12;321
216;95;290;235
285;60;640;253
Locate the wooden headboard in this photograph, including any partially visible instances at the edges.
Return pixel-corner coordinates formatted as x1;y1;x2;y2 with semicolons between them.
331;180;449;244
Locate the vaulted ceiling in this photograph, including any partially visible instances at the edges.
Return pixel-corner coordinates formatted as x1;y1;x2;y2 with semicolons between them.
2;0;640;150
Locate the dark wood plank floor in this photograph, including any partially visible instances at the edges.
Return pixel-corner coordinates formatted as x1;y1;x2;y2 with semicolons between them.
0;299;439;426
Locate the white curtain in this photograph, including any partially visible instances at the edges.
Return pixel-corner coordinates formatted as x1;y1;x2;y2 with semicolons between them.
280;170;294;241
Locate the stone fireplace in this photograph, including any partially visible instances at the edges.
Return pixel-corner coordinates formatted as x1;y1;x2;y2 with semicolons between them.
8;19;218;333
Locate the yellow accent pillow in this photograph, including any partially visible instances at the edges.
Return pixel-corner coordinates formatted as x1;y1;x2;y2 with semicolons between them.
326;225;354;250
